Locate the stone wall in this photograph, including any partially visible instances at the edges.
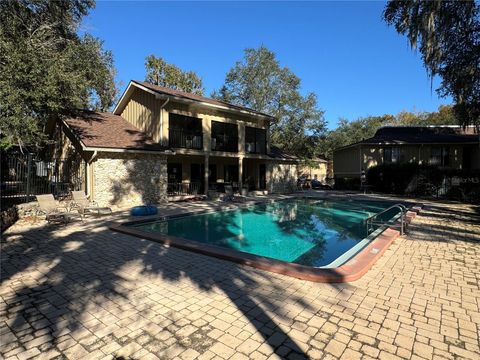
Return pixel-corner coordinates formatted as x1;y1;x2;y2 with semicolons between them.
268;162;298;193
1;206;18;233
93;152;167;208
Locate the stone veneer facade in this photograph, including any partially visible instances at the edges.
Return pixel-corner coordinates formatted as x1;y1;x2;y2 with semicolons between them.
93;152;167;208
267;162;298;193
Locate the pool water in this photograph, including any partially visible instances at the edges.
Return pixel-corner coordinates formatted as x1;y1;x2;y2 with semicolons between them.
131;199;402;267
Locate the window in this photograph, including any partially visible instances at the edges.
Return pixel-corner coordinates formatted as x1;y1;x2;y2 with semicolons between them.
384;147;401;164
168;113;203;149
429;147;449;166
245;127;266;154
211;121;238;152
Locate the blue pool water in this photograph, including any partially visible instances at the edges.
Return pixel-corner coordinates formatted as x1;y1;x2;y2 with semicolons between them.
131;199;402;267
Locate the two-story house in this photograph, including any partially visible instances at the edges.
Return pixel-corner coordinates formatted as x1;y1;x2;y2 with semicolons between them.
54;80;298;207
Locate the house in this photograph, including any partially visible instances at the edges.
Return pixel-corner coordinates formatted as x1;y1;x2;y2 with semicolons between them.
297;157;332;183
333;125;480;182
53;80;298;207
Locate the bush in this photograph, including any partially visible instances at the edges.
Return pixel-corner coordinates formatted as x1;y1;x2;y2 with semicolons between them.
334;177;360;190
367;164;480;202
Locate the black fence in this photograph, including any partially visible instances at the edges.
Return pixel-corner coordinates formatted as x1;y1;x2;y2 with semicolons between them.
1;152;85;209
168;129;203;149
167;182;202;196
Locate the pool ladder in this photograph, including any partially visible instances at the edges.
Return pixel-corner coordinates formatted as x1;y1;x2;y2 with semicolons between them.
365;204;407;235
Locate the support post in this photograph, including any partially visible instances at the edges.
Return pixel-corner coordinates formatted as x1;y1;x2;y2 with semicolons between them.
204;154;209;196
238;156;244;191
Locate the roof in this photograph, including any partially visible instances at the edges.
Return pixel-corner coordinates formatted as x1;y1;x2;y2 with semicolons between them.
63;111;168;152
127;80;274;119
336;125;479;151
268;146;298;161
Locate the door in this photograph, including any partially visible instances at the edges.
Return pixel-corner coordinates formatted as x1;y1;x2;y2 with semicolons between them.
208;164;217;189
190;163;205;193
259;164;266;190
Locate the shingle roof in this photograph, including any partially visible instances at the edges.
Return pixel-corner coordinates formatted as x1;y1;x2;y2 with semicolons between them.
268;146;298;160
132;80;274;119
338;126;479;150
63;111;167;152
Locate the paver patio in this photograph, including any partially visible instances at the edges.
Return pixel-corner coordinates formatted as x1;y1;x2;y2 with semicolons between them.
1;195;479;360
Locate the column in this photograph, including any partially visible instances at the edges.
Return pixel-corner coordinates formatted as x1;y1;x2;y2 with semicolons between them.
238;156;244;191
204;154;209;195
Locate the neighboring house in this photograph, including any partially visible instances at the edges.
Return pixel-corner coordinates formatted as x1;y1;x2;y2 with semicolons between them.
297;158;331;183
333;125;480;181
52;80;298;207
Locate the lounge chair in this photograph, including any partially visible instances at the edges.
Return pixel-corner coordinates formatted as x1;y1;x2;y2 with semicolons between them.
223;185;245;203
71;191;112;216
36;194;81;223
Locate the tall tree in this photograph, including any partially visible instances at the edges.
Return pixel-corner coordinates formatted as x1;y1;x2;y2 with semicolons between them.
213;46;326;157
319;106;458;159
0;0;117;150
383;0;480;128
144;55;204;95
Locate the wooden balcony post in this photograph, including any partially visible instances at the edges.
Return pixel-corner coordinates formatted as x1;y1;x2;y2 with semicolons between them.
204;154;209;195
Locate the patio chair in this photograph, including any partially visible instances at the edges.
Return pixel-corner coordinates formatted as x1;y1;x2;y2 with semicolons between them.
223;185;245;203
36;194;81;223
71;191;112;217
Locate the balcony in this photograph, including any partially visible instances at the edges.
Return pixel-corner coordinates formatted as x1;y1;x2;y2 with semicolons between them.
169;129;203;150
245;127;266;154
211;135;238;152
211;121;238;152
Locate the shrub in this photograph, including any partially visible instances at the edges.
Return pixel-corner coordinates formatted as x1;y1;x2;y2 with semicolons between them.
334;177;360;190
367;164;480;202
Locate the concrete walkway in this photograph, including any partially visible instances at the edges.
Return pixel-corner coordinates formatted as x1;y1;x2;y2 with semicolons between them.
1;196;479;360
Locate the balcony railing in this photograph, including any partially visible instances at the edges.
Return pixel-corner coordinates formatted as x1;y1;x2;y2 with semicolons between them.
167;182;202;196
211;135;238;152
169;129;203;150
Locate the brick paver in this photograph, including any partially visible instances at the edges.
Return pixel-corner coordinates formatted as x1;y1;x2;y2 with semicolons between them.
1;196;479;359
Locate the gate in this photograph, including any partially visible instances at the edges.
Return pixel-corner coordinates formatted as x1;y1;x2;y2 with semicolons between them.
1;152;85;208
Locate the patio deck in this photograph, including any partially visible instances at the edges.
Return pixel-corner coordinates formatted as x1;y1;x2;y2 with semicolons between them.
1;194;479;360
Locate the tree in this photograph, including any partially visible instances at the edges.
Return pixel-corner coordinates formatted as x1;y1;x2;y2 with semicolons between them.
0;0;117;150
144;55;204;95
318;115;394;159
318;106;458;159
213;46;326;157
383;1;480;128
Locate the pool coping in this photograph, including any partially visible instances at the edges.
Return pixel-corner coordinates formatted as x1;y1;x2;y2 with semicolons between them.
110;198;423;283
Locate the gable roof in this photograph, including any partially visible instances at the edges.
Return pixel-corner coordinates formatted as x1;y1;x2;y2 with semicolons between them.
62;111;168;152
335;125;479;151
114;80;274;120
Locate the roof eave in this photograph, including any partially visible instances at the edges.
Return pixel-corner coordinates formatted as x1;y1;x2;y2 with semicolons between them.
115;81;275;121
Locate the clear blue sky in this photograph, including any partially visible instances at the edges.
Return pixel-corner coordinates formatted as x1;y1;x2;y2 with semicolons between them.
83;1;451;129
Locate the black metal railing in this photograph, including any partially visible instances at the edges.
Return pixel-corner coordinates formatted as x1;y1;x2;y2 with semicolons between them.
169;129;203;149
1;152;85;209
167;182;202;196
211;135;238;152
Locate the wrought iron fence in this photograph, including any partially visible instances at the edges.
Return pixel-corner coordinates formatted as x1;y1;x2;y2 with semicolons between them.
168;129;203;149
1;152;85;208
167;182;202;196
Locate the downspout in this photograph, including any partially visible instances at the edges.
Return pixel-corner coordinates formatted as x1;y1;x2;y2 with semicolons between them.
159;98;170;146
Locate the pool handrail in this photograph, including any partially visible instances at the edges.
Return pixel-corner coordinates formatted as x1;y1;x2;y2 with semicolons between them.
365;203;407;235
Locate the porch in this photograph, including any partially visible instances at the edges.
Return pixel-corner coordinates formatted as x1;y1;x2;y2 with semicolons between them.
166;155;268;199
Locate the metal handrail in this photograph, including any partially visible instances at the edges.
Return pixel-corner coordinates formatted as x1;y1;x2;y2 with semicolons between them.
365;203;407;235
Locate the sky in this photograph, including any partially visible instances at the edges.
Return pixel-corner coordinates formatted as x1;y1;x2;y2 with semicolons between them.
83;1;452;129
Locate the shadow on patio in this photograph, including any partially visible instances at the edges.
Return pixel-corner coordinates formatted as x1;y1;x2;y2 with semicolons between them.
1;204;355;359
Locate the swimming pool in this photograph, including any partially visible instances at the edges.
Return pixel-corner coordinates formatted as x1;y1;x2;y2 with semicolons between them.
123;198;405;268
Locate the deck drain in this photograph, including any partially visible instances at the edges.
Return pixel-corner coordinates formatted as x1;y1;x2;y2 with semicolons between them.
370;248;380;254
